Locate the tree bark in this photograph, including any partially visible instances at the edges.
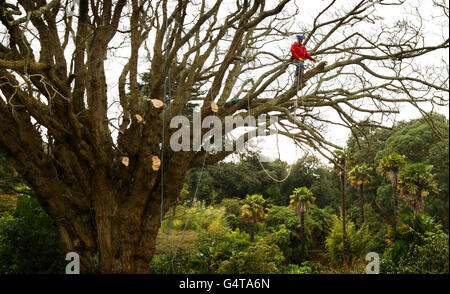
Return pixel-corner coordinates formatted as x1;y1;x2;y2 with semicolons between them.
300;211;305;253
391;173;399;230
416;189;424;215
358;184;365;226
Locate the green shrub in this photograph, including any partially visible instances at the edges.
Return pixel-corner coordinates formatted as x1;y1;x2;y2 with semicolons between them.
191;227;252;273
265;206;299;231
266;225;294;261
161;202;226;233
221;198;241;216
304;205;335;250
221;198;252;232
380;214;449;274
281;263;313;274
0;194;17;214
325;216;373;265
149;249;195;274
0;196;65;274
217;242;284;274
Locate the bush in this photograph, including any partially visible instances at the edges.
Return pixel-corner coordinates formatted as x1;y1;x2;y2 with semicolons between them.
0;196;65;274
281;263;313;274
221;198;241;216
191;227;252;273
217;242;284;274
266;225;295;262
304;205;335;250
161;202;226;233
149;249;195;274
325;216;373;265
0;194;17;214
265;206;299;231
221;198;252;232
380;214;449;274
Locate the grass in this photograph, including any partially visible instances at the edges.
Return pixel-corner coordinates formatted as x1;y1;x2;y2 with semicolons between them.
160;201;226;233
155;229;199;254
0;194;17;214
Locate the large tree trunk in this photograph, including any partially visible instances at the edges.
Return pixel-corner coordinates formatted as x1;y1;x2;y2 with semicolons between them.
0;112;193;273
358;184;365;226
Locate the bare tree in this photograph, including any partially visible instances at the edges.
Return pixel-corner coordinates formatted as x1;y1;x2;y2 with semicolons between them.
0;0;448;273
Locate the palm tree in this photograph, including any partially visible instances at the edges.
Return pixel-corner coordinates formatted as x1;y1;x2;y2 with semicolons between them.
241;194;269;242
378;152;406;229
290;187;316;253
398;163;439;215
348;163;373;226
333;150;352;265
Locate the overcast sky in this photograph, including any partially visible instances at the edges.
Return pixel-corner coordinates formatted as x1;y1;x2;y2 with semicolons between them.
227;0;450;165
98;0;449;165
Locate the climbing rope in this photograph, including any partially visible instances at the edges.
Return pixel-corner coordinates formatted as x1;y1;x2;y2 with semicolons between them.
160;13;170;227
167;85;219;272
237;55;300;183
167;151;208;273
161;13;174;274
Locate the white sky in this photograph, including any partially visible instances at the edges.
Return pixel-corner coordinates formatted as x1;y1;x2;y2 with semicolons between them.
84;0;450;165
24;0;445;166
226;0;450;164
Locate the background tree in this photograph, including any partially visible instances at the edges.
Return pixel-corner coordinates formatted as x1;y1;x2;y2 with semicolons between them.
0;196;65;274
378;152;407;228
333;150;352;265
240;194;269;242
398;163;439;215
376;115;449;227
347;114;449;229
0;0;447;273
289;186;315;253
347;163;373;226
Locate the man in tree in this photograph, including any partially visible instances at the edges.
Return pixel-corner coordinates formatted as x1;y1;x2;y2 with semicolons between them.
291;34;316;88
0;0;447;273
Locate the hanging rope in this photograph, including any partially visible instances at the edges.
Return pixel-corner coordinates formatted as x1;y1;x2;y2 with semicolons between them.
238;55;299;183
168;151;208;273
160;13;171;227
167;86;221;272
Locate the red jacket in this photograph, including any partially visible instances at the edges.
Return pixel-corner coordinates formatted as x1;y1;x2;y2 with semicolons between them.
291;42;315;61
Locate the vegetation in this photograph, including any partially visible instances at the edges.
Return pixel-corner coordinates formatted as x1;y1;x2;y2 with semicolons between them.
0;115;448;274
378;152;407;228
398;163;439;215
381;215;449;274
0;0;447;273
290;187;315;252
348;163;373;225
0;197;65;274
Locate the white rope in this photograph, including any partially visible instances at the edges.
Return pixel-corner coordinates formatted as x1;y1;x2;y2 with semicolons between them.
239;55;301;183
